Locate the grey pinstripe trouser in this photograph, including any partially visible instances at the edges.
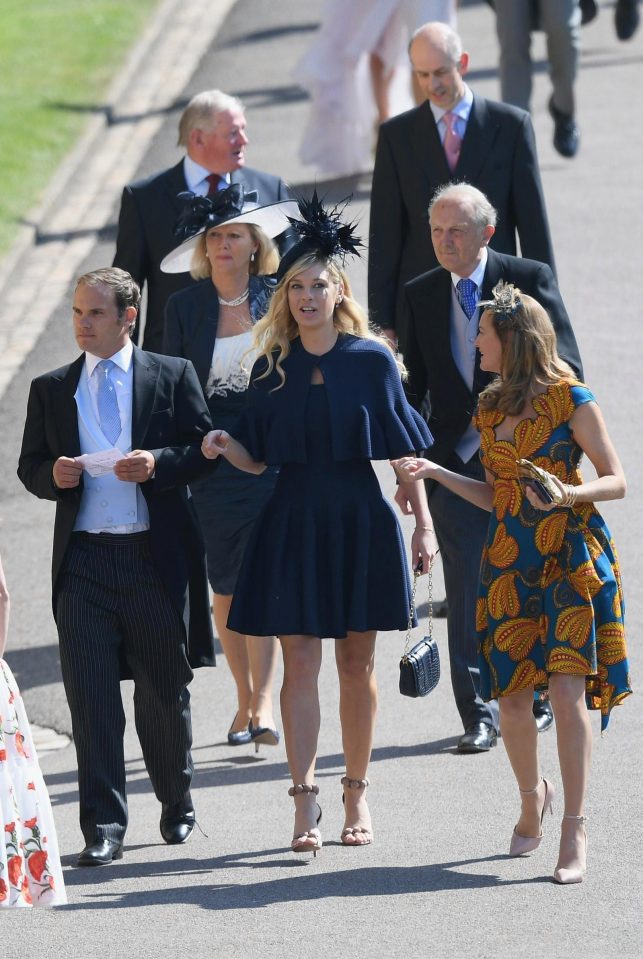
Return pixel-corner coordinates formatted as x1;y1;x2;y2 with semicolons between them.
56;532;194;844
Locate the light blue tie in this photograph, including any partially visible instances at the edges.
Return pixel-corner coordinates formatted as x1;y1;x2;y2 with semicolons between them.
456;278;478;320
96;360;121;444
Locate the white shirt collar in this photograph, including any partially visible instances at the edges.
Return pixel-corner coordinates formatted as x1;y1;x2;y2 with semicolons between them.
451;245;488;291
430;83;473;125
85;338;134;378
183;155;231;194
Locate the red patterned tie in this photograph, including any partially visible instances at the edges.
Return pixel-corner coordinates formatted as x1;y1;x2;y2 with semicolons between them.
206;173;221;196
443;112;462;172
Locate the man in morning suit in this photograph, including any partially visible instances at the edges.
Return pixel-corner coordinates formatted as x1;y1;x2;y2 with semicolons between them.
113;89;290;352
368;21;555;342
18;268;216;866
399;183;583;753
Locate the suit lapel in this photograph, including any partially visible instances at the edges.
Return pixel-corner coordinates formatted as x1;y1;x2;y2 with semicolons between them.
51;356;85;456
132;346;161;448
190;285;219;387
473;250;504;394
456;95;497;182
480;249;504;298
411;103;450;189
432;272;457;365
164;160;189;219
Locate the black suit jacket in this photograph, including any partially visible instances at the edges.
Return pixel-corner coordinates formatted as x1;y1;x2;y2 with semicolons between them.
368;96;556;333
113;162;290;352
400;249;583;467
17;346;217;671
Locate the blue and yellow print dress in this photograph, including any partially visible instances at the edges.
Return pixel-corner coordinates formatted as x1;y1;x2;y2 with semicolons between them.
474;380;631;731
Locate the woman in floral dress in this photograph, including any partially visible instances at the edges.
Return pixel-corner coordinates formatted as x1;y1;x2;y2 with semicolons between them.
396;283;631;885
0;550;66;906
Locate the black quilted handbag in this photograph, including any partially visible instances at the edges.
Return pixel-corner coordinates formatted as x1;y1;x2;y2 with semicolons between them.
399;564;440;698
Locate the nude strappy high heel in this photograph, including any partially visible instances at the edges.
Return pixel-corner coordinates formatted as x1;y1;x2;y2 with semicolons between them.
553;814;588;884
289;784;322;857
340;776;373;846
509;778;555;856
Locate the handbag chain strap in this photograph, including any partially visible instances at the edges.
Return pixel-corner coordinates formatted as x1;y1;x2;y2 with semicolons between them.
402;564;434;658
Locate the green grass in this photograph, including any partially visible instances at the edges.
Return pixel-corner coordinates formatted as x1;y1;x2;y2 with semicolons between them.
0;0;160;254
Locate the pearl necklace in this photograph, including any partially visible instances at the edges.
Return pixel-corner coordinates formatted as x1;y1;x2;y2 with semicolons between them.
218;288;250;307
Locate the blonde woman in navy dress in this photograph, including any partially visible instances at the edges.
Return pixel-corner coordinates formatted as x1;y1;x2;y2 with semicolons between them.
163;186;300;751
202;196;436;855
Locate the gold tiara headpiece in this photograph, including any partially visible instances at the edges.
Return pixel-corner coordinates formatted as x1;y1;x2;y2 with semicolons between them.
478;280;522;316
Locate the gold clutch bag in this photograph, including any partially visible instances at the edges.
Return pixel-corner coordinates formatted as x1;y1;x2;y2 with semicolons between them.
516;458;566;505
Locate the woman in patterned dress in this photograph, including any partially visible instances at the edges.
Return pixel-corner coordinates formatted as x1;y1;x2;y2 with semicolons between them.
0;551;66;907
396;283;631;885
163;186;299;751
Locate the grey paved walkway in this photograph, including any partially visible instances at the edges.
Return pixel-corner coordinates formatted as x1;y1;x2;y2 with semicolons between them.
1;1;641;956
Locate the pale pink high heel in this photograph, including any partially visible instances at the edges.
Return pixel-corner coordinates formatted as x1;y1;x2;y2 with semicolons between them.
553;814;587;884
509;778;555;856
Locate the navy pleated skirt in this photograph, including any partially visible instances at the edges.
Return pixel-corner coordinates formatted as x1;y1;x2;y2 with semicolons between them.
228;384;413;638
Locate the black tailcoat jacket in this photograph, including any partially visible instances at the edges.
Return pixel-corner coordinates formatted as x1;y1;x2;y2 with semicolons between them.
17;347;217;672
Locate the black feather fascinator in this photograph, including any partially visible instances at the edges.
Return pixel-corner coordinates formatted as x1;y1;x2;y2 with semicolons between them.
173;184;257;243
273;190;363;283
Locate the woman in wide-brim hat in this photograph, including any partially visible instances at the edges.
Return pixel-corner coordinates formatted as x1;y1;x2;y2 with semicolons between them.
163;184;300;753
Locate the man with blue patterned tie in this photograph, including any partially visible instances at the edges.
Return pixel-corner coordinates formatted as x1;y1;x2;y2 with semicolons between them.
18;268;216;866
398;184;582;752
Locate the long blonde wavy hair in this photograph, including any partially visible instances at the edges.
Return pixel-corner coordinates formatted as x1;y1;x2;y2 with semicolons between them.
250;253;402;388
477;290;575;415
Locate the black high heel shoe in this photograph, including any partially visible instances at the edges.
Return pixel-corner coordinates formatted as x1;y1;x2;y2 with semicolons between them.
249;721;280;754
227;713;252;746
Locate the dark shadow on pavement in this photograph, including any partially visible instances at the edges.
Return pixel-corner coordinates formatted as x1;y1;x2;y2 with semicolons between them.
58;852;551;910
44;736;462;811
4;642;63;690
216;23;318;48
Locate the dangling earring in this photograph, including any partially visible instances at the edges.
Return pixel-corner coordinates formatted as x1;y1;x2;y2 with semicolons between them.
250;252;256;263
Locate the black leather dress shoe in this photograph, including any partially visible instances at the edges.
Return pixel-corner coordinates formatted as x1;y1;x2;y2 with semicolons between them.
457;722;498;753
579;0;598;26
76;839;123;867
615;0;640;40
160;801;196;845
532;699;554;733
549;97;580;158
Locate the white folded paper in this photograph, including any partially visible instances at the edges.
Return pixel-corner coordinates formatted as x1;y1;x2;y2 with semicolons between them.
75;448;124;477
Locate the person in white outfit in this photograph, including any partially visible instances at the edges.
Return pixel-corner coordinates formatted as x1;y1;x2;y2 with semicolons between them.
294;0;457;177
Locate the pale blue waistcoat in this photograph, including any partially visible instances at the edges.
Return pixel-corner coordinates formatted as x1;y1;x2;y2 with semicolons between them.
73;369;149;531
